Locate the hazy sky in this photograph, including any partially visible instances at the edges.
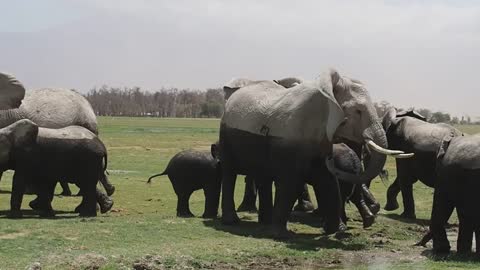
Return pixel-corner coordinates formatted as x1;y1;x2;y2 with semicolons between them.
1;0;479;117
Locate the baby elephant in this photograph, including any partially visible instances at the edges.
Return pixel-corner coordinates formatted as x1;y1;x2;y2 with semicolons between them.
148;145;221;218
0;120;109;218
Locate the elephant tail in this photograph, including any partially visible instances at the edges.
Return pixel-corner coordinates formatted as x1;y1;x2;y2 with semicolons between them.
147;171;167;184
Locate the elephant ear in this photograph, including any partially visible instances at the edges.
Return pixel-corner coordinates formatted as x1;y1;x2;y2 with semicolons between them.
382;107;397;131
0;72;26;109
273;77;303;88
396;109;427;122
223;78;255;101
318;69;344;142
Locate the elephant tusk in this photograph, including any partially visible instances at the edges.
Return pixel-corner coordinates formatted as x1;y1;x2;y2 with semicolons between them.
392;153;415;159
366;140;404;155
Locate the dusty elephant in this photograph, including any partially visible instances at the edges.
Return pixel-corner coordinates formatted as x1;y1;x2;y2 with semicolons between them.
219;69;413;237
0;72;115;197
148;145;221;218
381;108;463;219
0;120;110;218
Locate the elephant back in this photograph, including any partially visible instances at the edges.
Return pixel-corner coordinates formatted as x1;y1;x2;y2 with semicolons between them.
222;78;343;143
21;88;98;134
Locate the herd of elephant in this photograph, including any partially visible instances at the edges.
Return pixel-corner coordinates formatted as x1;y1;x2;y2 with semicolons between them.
148;70;480;256
0;72;116;217
1;69;479;256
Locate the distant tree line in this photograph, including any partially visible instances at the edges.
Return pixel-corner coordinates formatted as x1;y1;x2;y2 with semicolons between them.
84;87;475;124
374;100;476;125
85;86;224;118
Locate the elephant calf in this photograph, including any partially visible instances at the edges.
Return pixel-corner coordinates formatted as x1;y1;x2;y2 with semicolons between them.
148;145;221;218
0;120;110;218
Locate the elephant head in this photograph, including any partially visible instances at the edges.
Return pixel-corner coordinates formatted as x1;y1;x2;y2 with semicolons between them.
382;107;427;132
0;119;38;171
0;73;25;109
322;69;413;183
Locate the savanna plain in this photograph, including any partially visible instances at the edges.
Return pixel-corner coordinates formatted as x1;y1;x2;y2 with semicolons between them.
1;117;480;269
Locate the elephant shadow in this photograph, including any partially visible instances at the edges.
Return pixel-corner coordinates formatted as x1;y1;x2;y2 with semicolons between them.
420;249;480;262
382;213;431;226
202;218;367;252
0;189;10;194
0;209;80;220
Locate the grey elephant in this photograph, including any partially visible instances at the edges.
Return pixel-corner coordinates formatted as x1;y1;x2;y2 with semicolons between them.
147;145;221;218
0;72;115;197
0;120;110;218
219;69;412;237
425;133;480;255
381;108;463;219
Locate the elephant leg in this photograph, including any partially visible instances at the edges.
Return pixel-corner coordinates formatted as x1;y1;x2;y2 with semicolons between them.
100;172;115;196
316;169;342;235
293;183;315;212
457;210;474;254
350;185;375;228
221;161;240;225
431;187;454;254
37;181;56;218
96;188;114;214
415;230;433;247
271;177;302;238
9;172;26;218
59;181;72;196
361;184;380;215
176;191;194;217
257;178;273;224
202;176;221;218
237;176;258;212
384;177;401;211
400;178;417;219
78;183;97;217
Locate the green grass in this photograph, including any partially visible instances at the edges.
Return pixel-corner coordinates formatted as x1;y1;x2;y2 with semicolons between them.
0;117;480;269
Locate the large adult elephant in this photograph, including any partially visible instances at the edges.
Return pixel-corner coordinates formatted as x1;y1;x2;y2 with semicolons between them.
382;107;463;219
0;72;114;195
219;69;412;236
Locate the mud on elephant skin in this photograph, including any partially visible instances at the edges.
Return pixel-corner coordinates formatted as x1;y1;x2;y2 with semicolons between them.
219;69;413;237
381;108;463;219
148;144;221;218
0;120;110;218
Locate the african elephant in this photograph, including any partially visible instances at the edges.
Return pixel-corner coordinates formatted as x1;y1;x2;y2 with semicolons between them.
147;145;221;218
382;108;463;219
0;120;109;218
429;133;480;254
238;143;379;229
219;69;412;236
0;72;115;197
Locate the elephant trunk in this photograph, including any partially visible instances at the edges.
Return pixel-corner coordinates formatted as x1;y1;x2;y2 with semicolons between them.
326;122;390;184
0;108;26;129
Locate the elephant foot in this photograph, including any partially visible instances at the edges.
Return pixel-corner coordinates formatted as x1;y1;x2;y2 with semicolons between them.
201;211;218;219
29;199;41;211
8;210;23;219
432;245;451;256
323;220;340;235
311;208;323;217
368;203;381;216
99;199;114;214
384;200;399;211
177;211;195;218
258;215;272;225
293;200;315;212
221;211;240;225
74;204;84;213
79;209;97;217
271;226;294;240
105;185;116;196
400;211;416;220
362;215;375;229
237;202;257;213
39;209;56;218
